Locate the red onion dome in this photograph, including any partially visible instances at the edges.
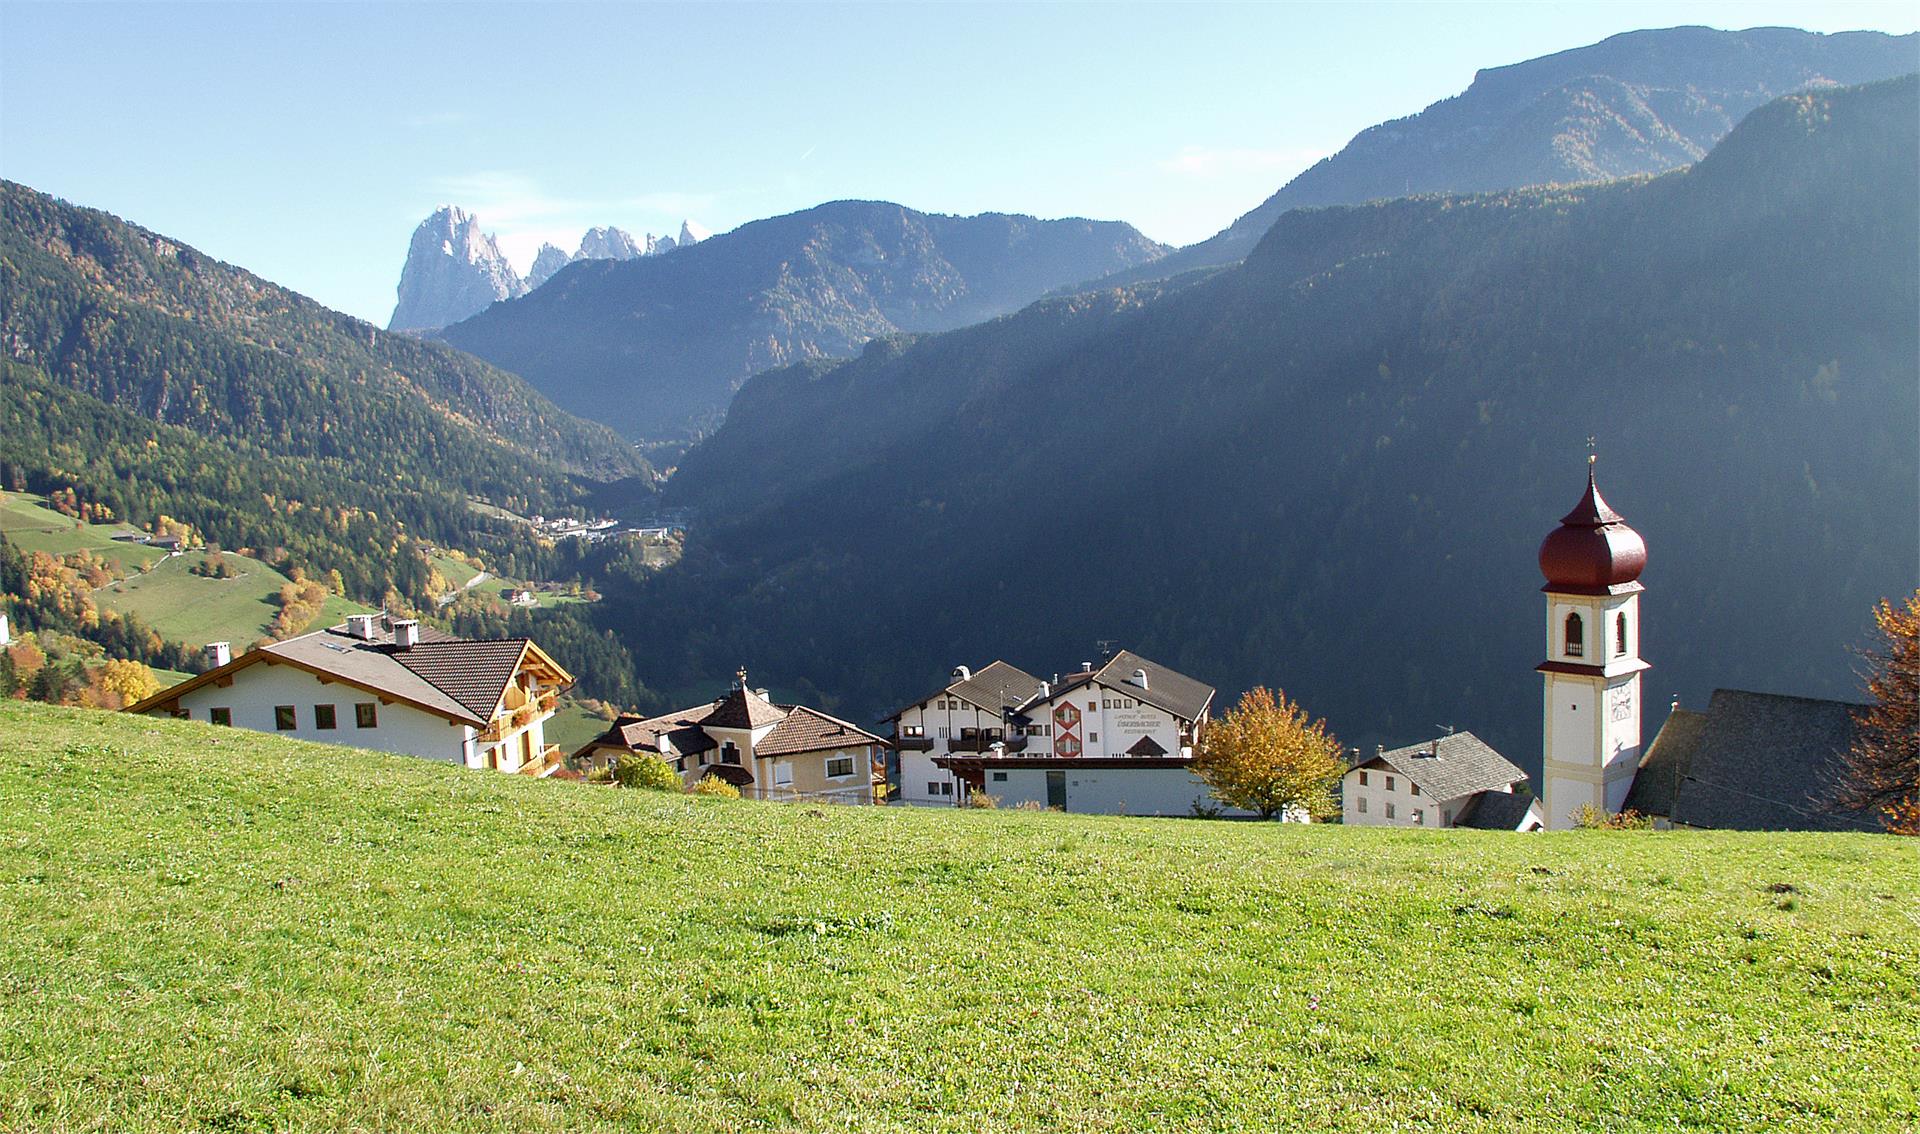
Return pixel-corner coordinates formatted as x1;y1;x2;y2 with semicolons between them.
1539;466;1646;590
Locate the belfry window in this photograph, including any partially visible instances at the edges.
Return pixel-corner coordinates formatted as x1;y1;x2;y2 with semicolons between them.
1615;613;1629;657
1565;613;1585;658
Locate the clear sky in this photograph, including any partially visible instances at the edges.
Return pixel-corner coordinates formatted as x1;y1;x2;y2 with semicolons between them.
4;2;1915;325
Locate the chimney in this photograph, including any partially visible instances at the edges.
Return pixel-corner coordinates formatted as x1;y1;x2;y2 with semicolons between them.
1038;681;1051;698
1131;667;1149;690
951;665;972;682
393;619;419;650
347;613;377;640
1080;661;1093;673
1375;744;1385;759
204;641;231;668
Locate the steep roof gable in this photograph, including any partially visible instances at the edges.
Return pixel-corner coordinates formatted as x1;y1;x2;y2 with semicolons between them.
1366;731;1528;801
1656;689;1877;832
756;706;889;757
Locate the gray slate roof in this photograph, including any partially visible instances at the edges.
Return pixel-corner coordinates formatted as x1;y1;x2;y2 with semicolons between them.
1361;731;1528;802
889;660;1043;721
1626;689;1877;832
1015;649;1216;724
1454;790;1543;831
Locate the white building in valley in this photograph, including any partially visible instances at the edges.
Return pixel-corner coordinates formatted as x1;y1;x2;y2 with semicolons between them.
892;649;1228;816
128;613;574;776
1342;731;1542;830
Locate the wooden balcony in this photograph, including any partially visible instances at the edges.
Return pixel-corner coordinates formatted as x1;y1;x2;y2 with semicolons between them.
517;744;564;777
896;736;934;751
946;733;1013;753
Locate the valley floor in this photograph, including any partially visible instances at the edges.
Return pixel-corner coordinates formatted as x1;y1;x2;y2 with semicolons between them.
0;701;1913;1132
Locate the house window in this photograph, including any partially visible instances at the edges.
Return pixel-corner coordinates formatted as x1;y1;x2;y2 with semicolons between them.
721;741;740;765
1385;776;1395;792
940;782;954;796
991;771;1007;782
314;704;337;730
961;727;978;739
209;707;232;726
1565;612;1585;658
275;705;296;731
1616;613;1629;656
355;702;377;729
826;756;855;778
1358;771;1369;786
1087;701;1096;710
903;725;924;737
1385;802;1396;820
1410;784;1420;797
1357;797;1368;814
928;781;942;795
1088;732;1098;743
774;763;794;786
939;727;949;739
1412;808;1424;825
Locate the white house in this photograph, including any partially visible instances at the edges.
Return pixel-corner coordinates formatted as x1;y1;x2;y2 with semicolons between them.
892;649;1229;817
884;660;1043;805
573;668;889;804
127;613;574;775
1342;731;1542;831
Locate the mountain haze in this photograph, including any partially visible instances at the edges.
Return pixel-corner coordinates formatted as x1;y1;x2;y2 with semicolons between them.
639;78;1919;768
438;202;1170;439
1090;26;1919;289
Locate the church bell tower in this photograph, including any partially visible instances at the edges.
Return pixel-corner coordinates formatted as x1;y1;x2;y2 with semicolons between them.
1538;457;1649;830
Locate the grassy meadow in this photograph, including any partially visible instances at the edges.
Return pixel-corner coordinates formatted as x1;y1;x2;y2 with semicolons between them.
0;701;1914;1132
95;551;372;648
0;490;169;575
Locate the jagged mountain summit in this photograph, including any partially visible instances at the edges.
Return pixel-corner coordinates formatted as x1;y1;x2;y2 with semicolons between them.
1081;25;1920;290
527;242;574;289
576;226;647;261
388;206;528;333
437;201;1169;439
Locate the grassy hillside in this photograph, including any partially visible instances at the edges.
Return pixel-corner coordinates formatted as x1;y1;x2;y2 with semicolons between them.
2;702;1912;1132
0;490;169;574
96;551;372;649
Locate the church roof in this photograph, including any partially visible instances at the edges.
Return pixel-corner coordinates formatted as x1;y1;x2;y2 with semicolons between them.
1358;731;1528;802
1539;465;1647;593
1626;690;1878;831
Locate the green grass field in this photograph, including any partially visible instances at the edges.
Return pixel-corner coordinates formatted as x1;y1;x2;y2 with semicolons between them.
545;699;616;753
1;701;1913;1132
95;551;373;648
0;490;170;575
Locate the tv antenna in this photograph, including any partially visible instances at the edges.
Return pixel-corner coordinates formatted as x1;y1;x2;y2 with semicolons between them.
1096;639;1118;658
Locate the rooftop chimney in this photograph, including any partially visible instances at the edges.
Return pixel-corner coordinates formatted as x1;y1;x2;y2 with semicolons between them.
1080;661;1093;673
204;641;231;668
1375;744;1385;759
346;613;377;640
951;665;972;682
393;619;419;650
1131;667;1149;690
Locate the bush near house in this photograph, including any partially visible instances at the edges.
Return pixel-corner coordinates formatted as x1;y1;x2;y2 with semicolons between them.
1;700;1914;1132
613;752;681;792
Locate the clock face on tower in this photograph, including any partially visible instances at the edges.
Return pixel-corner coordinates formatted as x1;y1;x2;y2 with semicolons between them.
1609;685;1633;722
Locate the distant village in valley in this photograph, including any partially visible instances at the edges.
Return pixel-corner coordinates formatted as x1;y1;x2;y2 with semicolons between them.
112;462;1886;835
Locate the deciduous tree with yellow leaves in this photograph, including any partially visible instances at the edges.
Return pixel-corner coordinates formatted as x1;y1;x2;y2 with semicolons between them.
1191;686;1345;820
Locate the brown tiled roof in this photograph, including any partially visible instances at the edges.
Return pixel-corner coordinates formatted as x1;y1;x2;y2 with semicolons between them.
125;617;570;728
704;686;788;730
1126;735;1169;757
697;763;755;787
1013;650;1216;724
756;706;888;757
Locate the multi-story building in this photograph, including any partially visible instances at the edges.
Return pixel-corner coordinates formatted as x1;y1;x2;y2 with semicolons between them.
127;613;573;775
1341;731;1541;830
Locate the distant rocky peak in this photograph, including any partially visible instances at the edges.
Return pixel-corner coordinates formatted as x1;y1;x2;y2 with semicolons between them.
575;226;644;261
678;220;710;246
527;243;572;290
389;206;527;333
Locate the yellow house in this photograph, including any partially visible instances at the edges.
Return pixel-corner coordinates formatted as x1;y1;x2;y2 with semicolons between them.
574;668;888;803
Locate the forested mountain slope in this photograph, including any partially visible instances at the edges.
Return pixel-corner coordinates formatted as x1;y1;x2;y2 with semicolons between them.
439;201;1167;439
1084;26;1918;290
642;78;1919;766
0;181;650;605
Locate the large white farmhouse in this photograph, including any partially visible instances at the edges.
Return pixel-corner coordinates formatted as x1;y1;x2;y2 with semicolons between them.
891;650;1226;816
128;613;574;775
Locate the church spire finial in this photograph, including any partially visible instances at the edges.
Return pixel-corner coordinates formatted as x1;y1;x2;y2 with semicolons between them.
1586;435;1597;468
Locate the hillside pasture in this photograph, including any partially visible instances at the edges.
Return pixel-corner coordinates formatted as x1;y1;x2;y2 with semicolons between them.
1;701;1913;1132
95;551;371;649
0;490;169;574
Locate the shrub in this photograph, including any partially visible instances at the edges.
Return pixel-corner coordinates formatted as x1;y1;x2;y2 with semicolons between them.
965;791;999;809
692;775;740;799
613;752;681;792
1572;803;1654;830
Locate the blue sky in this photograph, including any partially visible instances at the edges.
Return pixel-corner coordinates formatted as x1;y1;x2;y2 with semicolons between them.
4;2;1915;325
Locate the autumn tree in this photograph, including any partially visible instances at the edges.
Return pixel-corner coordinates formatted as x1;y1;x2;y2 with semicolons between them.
1191;686;1345;820
1832;591;1919;835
